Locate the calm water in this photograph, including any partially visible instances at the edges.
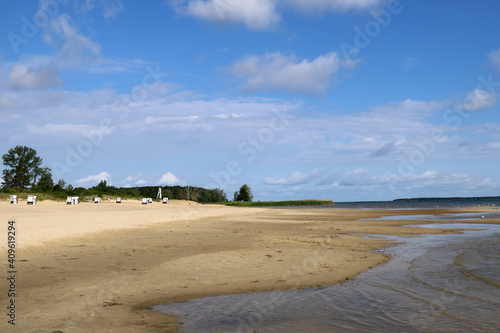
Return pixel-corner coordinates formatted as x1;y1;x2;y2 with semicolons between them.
326;199;499;209
151;217;500;333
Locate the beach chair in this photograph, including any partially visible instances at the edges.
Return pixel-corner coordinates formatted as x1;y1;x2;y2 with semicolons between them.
94;197;101;204
10;195;18;204
142;198;148;205
27;195;37;205
163;197;169;204
116;197;121;203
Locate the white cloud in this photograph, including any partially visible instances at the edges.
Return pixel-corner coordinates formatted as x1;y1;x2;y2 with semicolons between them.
226;52;358;95
9;64;61;90
339;168;368;186
171;0;386;30
120;176;147;187
122;176;134;184
74;172;111;186
461;88;497;111
174;0;280;30
157;172;181;185
264;169;321;185
403;171;496;194
489;48;500;72
370;98;451;118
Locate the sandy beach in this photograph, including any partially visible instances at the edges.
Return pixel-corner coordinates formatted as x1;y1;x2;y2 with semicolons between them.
1;200;498;332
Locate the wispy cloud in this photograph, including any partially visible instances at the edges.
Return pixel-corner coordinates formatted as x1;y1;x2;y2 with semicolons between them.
339;168;368;186
370;140;398;158
264;169;321;185
400;56;422;70
489;48;500;72
25;123;91;136
44;13;101;69
77;0;125;18
74;172;111;186
281;0;388;14
120;175;147;187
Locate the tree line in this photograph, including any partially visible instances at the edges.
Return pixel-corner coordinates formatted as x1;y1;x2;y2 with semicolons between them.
1;145;240;203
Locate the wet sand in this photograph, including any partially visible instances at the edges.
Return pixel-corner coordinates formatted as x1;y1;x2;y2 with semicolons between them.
0;200;498;332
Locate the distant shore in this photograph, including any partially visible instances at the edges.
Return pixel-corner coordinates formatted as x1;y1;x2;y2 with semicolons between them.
1;200;498;332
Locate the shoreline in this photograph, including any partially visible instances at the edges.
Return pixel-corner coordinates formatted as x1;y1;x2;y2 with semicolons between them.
1;201;499;332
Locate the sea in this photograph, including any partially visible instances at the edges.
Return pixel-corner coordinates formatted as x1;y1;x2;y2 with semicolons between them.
297;197;500;209
151;203;500;333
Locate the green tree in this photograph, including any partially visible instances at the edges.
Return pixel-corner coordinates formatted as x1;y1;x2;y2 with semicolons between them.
53;179;67;191
95;180;108;196
36;167;54;192
2;146;43;189
233;191;239;201
58;178;66;189
214;188;227;202
237;184;253;202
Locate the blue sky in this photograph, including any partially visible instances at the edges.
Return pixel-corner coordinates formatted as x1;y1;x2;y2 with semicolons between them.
1;0;500;201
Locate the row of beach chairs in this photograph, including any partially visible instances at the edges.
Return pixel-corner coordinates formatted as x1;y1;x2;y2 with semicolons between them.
9;195;37;205
8;195;169;205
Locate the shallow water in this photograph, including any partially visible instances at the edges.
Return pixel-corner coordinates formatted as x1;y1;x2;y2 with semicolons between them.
151;222;500;333
362;212;500;221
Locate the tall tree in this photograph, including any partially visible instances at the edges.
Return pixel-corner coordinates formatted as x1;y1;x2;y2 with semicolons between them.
2;146;43;189
237;184;253;202
36;167;54;192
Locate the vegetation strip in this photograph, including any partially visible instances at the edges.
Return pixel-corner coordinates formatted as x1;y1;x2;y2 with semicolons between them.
224;200;334;207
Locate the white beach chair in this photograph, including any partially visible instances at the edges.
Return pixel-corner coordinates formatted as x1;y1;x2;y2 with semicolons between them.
27;195;37;205
10;195;18;204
